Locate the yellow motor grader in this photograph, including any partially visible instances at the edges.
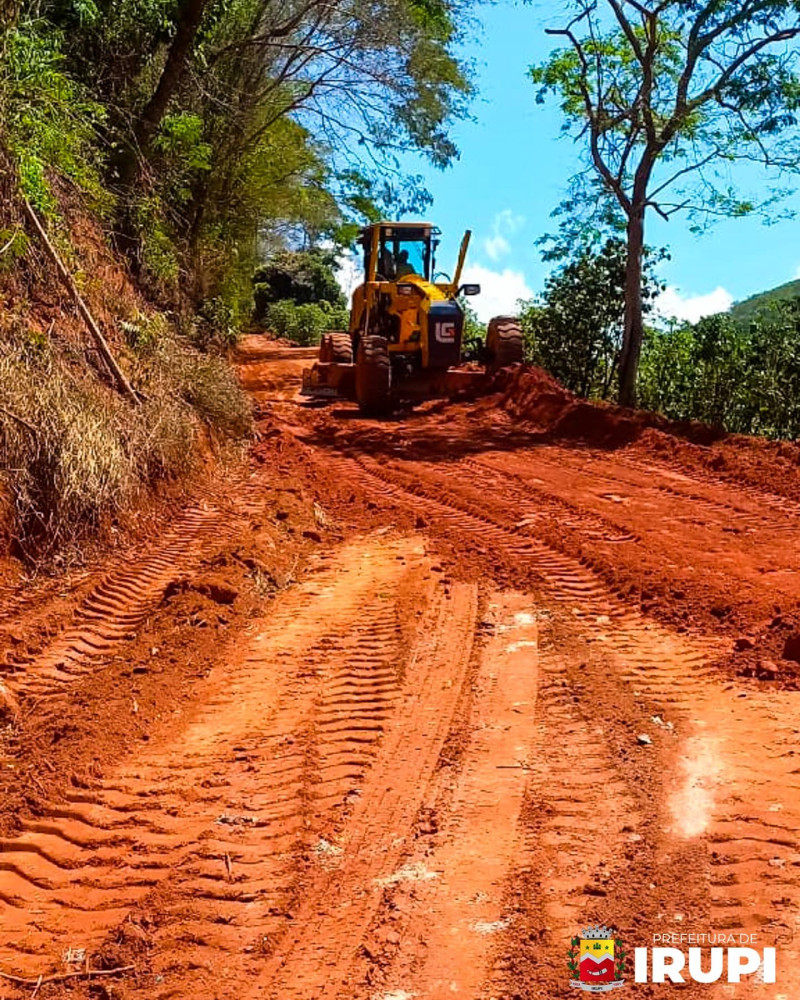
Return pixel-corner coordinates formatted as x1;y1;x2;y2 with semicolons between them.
301;221;523;414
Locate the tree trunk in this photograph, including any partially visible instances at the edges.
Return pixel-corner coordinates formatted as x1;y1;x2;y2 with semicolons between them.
136;0;209;148
116;0;210;189
618;207;645;407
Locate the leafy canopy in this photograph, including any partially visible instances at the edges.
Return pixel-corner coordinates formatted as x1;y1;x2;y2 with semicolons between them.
519;238;665;399
639;301;800;439
531;0;800;232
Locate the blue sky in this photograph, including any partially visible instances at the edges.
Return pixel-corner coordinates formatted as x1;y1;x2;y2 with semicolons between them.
397;1;800;322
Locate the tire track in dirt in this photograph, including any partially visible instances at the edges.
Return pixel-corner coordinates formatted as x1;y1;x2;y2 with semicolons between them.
462;456;639;543
491;631;644;1000
488;447;797;538
0;535;478;1000
616;453;800;524
1;488;255;706
396;451;800;997
0;538;410;975
315;449;800;994
251;578;478;999
358;592;541;1000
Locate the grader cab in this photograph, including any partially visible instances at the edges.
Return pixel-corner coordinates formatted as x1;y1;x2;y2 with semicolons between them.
301;221;523;414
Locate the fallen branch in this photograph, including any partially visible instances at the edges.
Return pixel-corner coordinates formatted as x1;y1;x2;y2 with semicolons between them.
21;198;140;407
0;964;135;989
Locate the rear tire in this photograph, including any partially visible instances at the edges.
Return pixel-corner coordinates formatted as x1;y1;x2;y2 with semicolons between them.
328;331;354;364
356;335;392;415
486;316;523;374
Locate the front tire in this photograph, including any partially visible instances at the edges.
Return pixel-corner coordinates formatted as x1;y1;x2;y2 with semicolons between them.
328;331;354;364
356;335;392;415
486;316;523;374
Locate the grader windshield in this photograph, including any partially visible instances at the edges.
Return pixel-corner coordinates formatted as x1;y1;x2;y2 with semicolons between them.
361;224;440;282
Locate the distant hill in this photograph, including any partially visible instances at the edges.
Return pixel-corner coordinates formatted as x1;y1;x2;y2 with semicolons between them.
730;278;800;320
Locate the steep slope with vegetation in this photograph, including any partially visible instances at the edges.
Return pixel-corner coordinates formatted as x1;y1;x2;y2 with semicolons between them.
730;279;800;321
0;0;471;559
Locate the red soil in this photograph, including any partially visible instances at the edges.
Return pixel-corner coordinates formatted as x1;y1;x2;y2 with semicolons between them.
0;341;798;1000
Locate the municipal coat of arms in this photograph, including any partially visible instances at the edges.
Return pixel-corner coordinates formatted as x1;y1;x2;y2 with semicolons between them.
568;925;626;992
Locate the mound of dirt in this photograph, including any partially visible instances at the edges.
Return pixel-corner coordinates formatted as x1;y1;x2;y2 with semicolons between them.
497;367;656;447
632;426;800;501
498;366;800;499
494;365;573;426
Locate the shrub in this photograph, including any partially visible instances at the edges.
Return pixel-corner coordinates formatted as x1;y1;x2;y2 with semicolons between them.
253;249;345;316
519;239;665;400
0;341;137;550
638;301;800;439
263;298;349;346
0;19;109;215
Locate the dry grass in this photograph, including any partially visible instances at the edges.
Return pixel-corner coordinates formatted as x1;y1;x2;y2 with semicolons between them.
0;328;251;560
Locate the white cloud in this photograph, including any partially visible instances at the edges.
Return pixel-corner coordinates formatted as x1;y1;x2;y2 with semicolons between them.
336;245;534;325
656;285;733;324
495;209;525;236
482;210;525;262
461;264;534;323
484;234;511;262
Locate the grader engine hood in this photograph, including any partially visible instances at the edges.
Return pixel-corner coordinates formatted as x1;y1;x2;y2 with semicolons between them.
426;301;464;369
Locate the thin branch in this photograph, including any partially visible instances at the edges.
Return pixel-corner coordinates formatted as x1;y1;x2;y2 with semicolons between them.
546;24;632;212
0;965;135;988
687;29;800;115
0;405;38;440
606;0;645;65
647;146;722;199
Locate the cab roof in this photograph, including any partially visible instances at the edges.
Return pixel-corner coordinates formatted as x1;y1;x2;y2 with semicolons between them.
358;221;441;243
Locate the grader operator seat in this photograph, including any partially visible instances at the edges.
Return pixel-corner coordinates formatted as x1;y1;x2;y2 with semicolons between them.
364;223;436;283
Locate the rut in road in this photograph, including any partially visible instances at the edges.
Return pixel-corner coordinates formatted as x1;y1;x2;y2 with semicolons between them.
0;536;481;1000
357;592;541;1000
306;443;800;998
1;478;265;707
252;577;478;999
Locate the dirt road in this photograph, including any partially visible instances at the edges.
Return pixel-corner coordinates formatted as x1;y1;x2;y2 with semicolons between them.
1;337;800;999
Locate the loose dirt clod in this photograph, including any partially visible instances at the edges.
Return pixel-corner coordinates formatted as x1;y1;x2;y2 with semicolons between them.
0;680;18;720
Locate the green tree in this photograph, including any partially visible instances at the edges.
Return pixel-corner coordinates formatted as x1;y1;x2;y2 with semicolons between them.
519;238;664;398
458;297;484;352
532;1;800;407
253;248;345;318
253;247;349;346
32;0;473;321
638;302;800;438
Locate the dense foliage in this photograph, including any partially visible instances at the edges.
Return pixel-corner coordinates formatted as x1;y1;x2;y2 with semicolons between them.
525;238;800;441
253;249;349;345
519;240;664;399
639;304;800;440
0;0;473;326
0;0;472;556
